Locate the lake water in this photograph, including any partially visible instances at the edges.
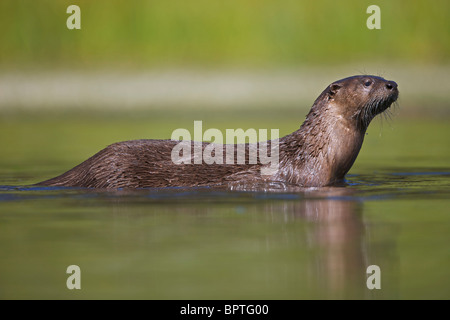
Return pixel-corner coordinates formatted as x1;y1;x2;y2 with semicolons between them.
0;111;449;299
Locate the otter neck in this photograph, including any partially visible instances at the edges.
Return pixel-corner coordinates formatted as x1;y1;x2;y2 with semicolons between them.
277;106;366;186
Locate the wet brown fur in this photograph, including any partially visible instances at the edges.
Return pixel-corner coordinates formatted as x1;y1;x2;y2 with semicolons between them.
38;75;398;189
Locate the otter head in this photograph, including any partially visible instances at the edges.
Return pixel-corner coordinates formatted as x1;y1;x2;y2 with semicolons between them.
324;75;399;129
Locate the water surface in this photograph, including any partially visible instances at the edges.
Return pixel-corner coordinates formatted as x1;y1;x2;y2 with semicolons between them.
0;113;448;299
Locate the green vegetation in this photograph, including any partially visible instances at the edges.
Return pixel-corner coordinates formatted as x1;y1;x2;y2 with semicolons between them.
1;0;449;68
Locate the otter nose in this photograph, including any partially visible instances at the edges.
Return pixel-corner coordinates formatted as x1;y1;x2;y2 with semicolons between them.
386;81;398;90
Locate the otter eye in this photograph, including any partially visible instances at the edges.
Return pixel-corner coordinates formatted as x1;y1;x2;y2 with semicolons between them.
364;80;372;87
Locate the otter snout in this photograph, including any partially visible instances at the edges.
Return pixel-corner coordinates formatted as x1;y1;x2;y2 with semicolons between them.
386;81;398;91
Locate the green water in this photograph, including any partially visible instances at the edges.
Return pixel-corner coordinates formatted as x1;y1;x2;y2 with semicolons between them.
0;111;449;299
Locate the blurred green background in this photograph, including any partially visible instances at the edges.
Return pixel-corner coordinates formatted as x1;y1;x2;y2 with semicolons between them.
1;0;449;68
0;0;449;300
0;0;449;114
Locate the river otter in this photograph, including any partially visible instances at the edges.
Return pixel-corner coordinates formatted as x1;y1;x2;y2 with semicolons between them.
38;75;398;189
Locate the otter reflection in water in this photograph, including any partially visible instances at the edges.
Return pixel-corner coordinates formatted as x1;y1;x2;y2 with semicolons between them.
106;187;398;299
38;75;398;189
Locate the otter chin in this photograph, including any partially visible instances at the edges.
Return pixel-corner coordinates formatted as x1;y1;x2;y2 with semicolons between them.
38;75;398;189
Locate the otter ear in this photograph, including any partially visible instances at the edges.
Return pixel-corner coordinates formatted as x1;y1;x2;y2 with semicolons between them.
328;83;342;98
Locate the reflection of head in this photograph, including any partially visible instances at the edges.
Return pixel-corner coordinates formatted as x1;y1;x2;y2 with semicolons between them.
264;187;367;298
301;197;366;299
